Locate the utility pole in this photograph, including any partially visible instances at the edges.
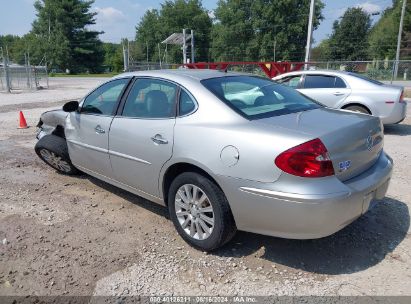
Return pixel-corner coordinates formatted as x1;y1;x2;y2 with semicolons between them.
25;53;30;88
158;43;162;68
27;49;32;89
183;29;187;64
146;41;149;66
304;0;315;69
122;39;129;72
191;29;195;63
273;39;277;62
393;0;407;80
1;47;10;93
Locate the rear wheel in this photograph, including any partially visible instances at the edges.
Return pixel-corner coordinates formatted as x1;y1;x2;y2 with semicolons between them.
168;172;236;251
344;105;370;115
35;134;79;175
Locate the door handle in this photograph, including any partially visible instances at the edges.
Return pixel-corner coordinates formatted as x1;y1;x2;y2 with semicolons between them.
333;92;345;96
95;125;105;134
151;134;168;145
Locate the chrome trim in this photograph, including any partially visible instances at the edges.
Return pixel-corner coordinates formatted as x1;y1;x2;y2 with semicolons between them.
108;150;151;165
67;139;108;154
239;187;350;204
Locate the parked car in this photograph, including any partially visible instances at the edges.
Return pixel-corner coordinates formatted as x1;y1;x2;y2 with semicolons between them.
273;70;407;124
35;70;393;251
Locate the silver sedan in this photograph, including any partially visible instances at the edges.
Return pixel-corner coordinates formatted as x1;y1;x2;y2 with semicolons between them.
273;70;407;124
35;70;393;251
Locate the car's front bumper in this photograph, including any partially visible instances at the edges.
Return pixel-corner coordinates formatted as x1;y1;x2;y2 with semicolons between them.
218;151;393;239
36;125;54;140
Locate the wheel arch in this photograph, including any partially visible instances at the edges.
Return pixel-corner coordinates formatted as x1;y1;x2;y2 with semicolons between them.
161;162;223;206
341;102;372;114
52;125;66;138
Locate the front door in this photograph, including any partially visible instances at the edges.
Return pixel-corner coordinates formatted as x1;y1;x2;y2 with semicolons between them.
109;78;177;197
65;77;130;178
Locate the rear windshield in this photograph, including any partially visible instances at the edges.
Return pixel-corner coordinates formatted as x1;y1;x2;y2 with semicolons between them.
201;76;321;120
348;72;383;85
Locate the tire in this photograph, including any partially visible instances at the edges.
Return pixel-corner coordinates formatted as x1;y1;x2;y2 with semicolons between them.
344;105;370;115
35;134;79;175
168;172;237;251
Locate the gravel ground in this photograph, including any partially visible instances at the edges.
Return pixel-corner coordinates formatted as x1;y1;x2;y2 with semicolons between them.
0;78;410;297
0;77;108;106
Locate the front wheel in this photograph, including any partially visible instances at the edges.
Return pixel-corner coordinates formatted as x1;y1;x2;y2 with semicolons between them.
168;172;236;251
35;134;79;175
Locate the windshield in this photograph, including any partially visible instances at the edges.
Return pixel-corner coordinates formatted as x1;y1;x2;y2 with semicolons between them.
201;76;322;120
348;72;383;85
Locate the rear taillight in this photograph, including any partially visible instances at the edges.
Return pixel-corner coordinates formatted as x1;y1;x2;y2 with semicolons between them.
275;138;335;178
399;91;406;103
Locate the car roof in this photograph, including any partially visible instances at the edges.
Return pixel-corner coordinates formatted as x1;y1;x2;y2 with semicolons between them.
274;69;351;78
113;69;247;81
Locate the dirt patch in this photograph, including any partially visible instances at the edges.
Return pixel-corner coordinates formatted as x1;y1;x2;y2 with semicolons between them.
0;109;410;296
0;100;67;114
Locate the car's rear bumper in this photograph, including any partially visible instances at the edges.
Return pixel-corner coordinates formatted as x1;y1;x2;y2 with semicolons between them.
218;151;393;239
381;102;407;124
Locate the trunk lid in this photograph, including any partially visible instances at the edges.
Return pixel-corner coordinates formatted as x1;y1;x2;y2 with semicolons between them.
255;108;384;181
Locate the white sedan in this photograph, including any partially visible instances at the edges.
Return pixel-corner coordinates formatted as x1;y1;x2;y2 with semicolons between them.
273;70;407;124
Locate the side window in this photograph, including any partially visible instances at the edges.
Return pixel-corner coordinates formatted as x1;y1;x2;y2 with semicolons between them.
122;78;177;118
278;75;301;89
304;75;335;89
81;78;129;115
335;76;347;88
179;90;196;116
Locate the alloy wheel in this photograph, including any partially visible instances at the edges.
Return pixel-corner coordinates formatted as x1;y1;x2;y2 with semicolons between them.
174;184;214;240
39;149;71;173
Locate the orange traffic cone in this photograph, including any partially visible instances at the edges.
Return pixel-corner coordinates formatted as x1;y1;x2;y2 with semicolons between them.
18;111;28;129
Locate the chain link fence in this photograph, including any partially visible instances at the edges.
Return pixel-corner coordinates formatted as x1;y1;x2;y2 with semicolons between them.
128;60;411;83
307;60;411;82
0;64;49;92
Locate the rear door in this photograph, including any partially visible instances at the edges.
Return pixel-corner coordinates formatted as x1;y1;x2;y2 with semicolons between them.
66;78;130;178
298;74;351;107
108;78;177;197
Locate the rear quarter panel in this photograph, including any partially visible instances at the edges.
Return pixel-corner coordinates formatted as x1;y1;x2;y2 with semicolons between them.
163;83;312;189
340;87;400;119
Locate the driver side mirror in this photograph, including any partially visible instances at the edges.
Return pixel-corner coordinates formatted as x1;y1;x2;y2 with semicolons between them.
63;100;79;112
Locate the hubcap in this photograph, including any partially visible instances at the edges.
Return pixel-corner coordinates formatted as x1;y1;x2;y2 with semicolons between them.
174;184;214;240
39;149;71;173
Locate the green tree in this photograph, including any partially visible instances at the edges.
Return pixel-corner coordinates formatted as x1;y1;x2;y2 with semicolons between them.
102;42;123;72
31;0;104;72
328;7;371;61
369;0;411;59
210;0;324;62
0;34;44;65
135;9;163;63
136;0;212;63
311;39;331;61
0;35;22;63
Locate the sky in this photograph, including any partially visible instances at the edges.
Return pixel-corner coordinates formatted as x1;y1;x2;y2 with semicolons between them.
0;0;393;46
